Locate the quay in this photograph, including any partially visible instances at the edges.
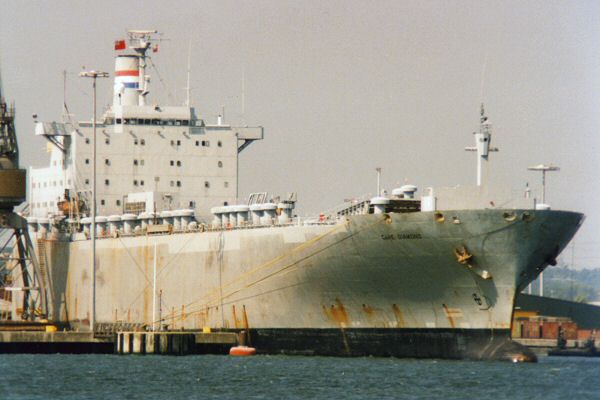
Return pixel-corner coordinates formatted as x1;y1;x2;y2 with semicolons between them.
0;329;239;355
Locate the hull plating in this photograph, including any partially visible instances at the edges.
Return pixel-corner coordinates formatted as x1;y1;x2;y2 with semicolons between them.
38;209;582;359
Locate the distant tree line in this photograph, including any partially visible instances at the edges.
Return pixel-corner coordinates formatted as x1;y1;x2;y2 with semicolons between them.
532;265;600;303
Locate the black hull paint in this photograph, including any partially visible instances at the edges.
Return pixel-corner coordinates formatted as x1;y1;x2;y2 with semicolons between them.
245;328;536;361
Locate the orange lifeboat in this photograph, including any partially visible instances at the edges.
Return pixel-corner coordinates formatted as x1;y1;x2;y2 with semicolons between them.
229;345;257;356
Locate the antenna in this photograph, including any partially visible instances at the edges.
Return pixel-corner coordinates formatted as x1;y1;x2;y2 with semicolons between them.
375;167;382;196
479;54;488;103
63;70;67;112
464;104;499;186
242;65;245;125
185;37;192;107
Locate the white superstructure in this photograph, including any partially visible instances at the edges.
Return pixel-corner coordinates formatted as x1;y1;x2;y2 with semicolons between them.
29;31;262;219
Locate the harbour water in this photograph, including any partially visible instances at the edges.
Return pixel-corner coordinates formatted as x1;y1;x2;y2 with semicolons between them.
1;354;598;399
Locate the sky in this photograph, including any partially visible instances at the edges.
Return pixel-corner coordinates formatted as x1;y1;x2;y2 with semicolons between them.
1;0;599;267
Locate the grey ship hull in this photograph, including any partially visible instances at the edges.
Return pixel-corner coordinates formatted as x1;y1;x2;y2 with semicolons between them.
39;209;582;360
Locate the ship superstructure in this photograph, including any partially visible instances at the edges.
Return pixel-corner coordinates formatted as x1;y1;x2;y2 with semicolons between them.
8;30;585;361
29;31;262;220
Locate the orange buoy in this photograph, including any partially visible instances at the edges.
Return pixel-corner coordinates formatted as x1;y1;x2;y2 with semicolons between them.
229;345;257;356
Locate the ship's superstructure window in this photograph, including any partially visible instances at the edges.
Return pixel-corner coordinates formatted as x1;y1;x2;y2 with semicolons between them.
205;181;210;188
85;159;90;164
195;140;199;146
176;161;181;167
116;199;121;206
100;199;105;206
224;181;228;188
133;160;138;166
85;138;90;144
176;181;181;187
141;139;145;145
134;180;138;186
134;138;138;145
189;201;195;208
170;180;174;187
218;161;223;168
176;140;181;146
105;138;110;145
105;179;110;185
85;179;89;185
218;141;222;147
140;180;144;186
170;160;174;166
105;159;110;166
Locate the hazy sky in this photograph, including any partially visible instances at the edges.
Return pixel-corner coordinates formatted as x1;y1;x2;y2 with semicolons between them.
1;1;599;267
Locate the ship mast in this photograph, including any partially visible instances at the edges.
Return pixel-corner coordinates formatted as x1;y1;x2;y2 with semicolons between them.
465;104;499;186
128;30;159;106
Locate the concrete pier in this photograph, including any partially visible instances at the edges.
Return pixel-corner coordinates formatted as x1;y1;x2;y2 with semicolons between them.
0;329;238;355
0;331;113;353
116;331;238;355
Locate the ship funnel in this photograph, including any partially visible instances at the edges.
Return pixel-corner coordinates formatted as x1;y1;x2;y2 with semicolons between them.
113;56;140;106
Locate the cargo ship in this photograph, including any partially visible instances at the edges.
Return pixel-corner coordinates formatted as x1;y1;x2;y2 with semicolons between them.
8;30;583;361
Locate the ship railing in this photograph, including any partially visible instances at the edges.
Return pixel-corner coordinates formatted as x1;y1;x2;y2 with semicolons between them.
69;216;343;241
322;193;373;217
